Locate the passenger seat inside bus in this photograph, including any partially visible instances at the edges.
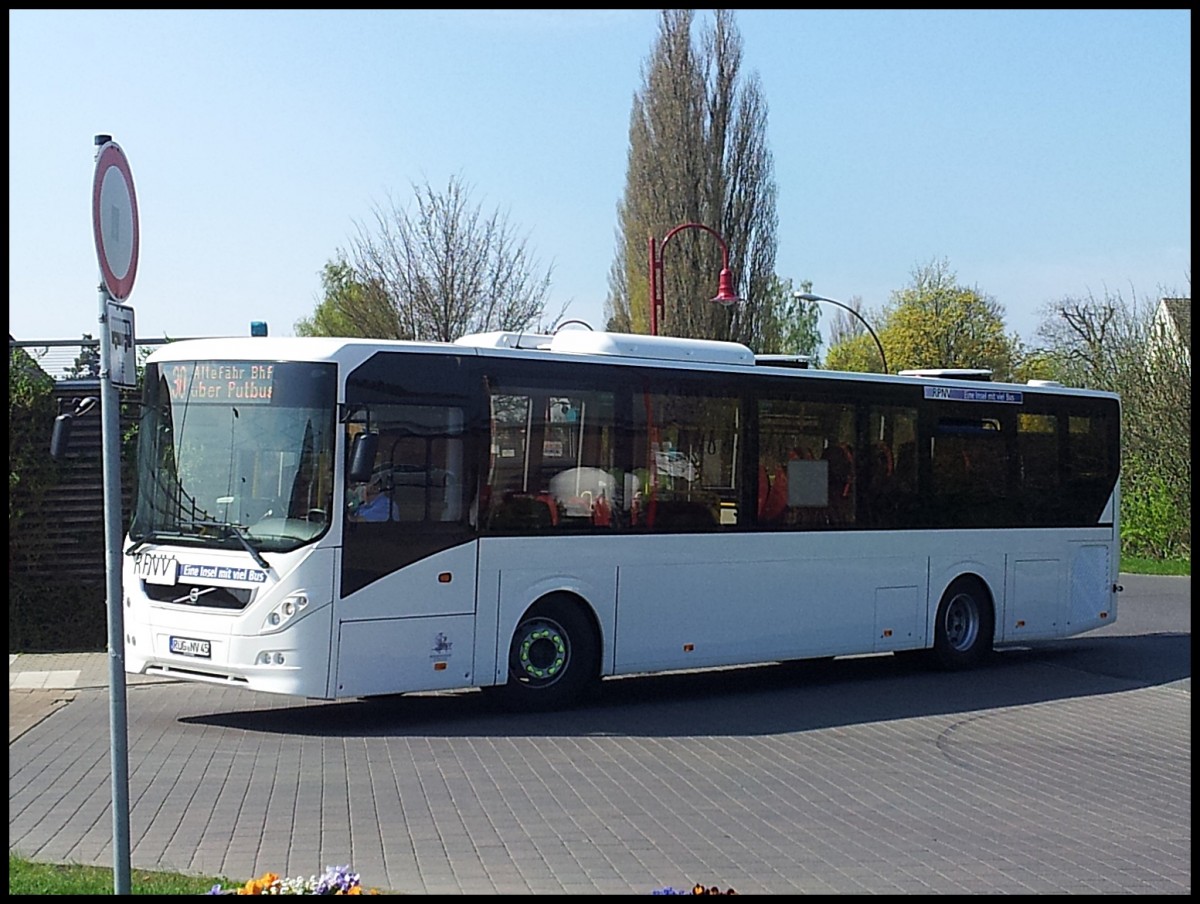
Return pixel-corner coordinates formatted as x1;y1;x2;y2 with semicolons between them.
823;443;855;523
487;492;559;531
758;462;789;523
649;499;717;530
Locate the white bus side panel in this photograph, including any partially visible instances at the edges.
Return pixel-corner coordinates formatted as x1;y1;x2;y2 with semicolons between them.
614;538;928;674
336;544;477;621
333;543;478;698
470;527;1115;692
335;615;476;696
479;540;619;685
955;535;1116;644
1067;542;1115;633
1004;557;1065;639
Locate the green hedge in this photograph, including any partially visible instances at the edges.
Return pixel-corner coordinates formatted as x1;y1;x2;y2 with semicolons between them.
9;578;108;653
1121;456;1190;561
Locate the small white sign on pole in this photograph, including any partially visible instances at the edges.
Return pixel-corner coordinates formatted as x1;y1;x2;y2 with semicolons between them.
107;301;137;388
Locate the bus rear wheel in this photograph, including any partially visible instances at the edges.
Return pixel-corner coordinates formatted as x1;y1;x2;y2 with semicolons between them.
932;577;994;670
494;596;598;712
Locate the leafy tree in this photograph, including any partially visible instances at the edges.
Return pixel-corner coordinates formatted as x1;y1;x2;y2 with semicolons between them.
824;331;889;375
299;175;558;341
8;346;58;527
606;9;779;348
1031;286;1190;559
65;333;101;378
295;259;396;338
826;259;1017;378
826;294;868;349
1032;294;1124;389
756;276;822;361
1007;341;1062;384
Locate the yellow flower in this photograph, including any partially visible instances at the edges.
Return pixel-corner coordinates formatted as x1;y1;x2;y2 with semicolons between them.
238;872;279;894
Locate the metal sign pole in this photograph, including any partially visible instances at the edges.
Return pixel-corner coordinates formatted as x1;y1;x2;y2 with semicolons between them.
98;280;132;894
93;134;132;895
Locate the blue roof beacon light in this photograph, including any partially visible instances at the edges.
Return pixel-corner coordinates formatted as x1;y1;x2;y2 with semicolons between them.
250;321;268;337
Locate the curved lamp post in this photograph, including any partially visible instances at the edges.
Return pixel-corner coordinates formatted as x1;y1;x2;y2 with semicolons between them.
795;292;889;374
649;222;741;336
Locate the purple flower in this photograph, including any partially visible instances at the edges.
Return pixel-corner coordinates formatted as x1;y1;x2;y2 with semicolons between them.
314;864;361;895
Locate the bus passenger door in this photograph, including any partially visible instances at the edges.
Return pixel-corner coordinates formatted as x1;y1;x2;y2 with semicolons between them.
335;361;482;697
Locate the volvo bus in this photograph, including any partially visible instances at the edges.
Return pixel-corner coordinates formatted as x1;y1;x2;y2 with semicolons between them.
123;329;1121;710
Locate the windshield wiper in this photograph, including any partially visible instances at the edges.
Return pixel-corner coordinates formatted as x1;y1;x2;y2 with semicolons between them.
180;519;272;571
126;529;187;556
223;522;271;571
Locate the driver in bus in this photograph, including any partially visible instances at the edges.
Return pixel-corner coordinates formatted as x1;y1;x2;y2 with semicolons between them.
350;474;400;522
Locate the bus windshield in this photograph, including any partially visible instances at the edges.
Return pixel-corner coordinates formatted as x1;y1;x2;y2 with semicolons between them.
130;359;338;554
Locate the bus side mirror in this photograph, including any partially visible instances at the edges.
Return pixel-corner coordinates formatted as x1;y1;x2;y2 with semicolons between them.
348;432;379;483
50;413;74;460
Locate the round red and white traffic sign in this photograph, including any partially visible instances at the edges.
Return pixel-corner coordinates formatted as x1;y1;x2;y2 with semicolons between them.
92;141;140;301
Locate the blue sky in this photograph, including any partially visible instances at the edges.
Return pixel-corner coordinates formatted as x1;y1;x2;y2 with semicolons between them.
9;9;1190;349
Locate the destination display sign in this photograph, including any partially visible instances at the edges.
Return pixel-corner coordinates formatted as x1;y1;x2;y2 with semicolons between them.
923;386;1023;404
167;361;276;404
131;552;268;587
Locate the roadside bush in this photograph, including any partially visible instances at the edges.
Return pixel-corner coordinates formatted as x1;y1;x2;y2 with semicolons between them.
9;579;107;653
9;347;58;551
1121;465;1190;561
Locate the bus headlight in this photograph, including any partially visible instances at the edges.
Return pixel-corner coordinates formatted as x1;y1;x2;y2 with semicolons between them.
262;592;310;633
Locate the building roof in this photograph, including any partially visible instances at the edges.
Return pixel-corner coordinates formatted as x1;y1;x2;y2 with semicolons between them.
1158;297;1191;349
9;337;174;381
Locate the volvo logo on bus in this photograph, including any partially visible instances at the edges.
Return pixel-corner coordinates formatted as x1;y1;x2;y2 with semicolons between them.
172;586;215;606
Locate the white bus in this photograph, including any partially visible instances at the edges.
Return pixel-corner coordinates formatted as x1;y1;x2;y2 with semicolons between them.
123;329;1121;710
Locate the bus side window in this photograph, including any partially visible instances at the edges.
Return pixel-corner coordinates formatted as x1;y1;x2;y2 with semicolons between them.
638;385;737;532
931;415;1010;527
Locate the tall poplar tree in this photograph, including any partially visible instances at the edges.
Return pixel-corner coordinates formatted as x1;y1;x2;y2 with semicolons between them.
606;9;779;347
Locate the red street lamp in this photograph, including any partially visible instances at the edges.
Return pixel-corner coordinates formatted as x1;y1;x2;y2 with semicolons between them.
648;222;741;336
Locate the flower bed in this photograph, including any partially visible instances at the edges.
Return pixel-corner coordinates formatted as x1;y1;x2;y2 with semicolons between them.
205;864;733;895
205;865;379;895
653;883;737;895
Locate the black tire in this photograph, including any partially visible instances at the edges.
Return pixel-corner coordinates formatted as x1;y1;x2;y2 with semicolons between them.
493;595;599;712
932;576;994;669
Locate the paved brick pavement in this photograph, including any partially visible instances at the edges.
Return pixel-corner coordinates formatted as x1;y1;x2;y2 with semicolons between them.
8;580;1191;894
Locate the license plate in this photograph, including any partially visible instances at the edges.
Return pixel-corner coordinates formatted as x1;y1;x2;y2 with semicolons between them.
169;636;211;658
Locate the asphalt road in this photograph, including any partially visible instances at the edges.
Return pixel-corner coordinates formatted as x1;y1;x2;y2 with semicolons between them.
8;573;1190;894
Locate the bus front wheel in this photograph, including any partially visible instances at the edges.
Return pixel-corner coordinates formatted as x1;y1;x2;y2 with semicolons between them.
932;577;994;670
494;596;598;712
